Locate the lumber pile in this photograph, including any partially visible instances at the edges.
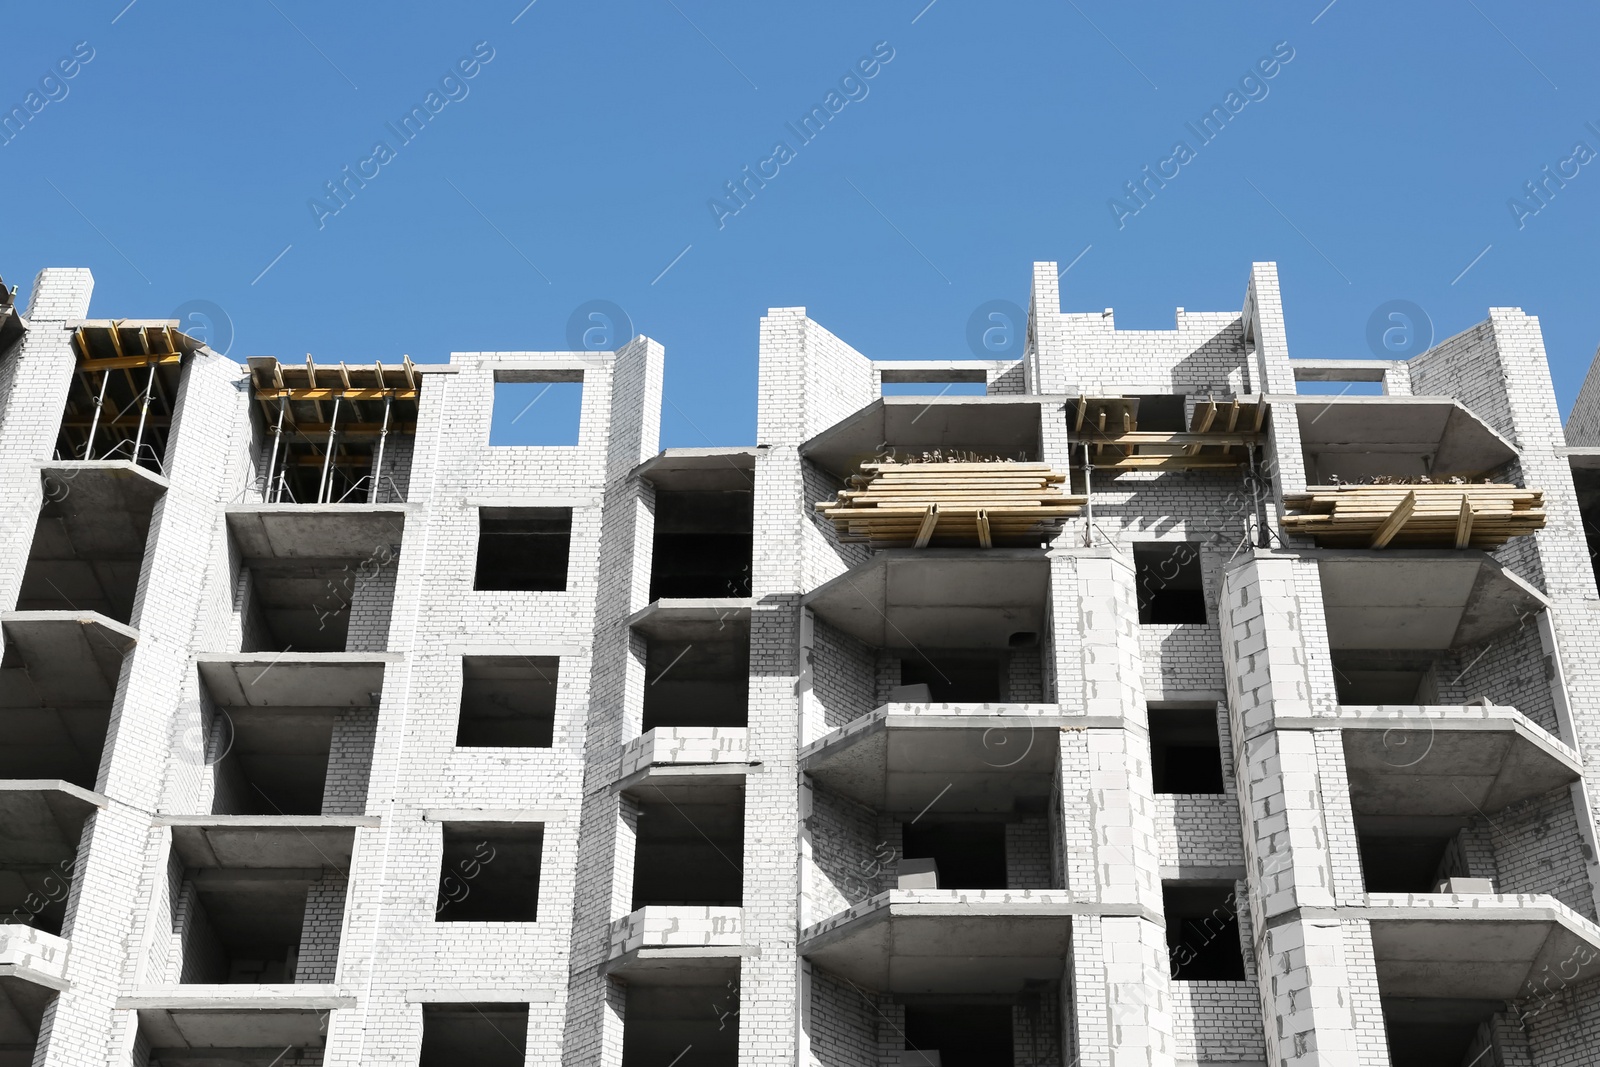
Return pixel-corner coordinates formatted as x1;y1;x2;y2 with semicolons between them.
815;461;1084;548
1281;484;1545;549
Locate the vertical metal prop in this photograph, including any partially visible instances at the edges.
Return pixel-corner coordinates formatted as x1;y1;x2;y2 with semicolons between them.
263;399;286;503
132;363;156;468
318;397;341;504
1081;441;1095;547
368;395;392;504
84;370;110;460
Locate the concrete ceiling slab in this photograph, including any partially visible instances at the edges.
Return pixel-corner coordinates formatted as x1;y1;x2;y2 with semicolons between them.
195;655;395;708
626;600;753;642
801;896;1073;993
604;948;748;985
1285;396;1517;476
804;552;1050;649
1338;712;1581;816
800;397;1047;478
224;505;406;561
633;448;758;492
803;715;1059;813
1;611;135;707
124;995;351;1050
0;781;106;863
35;462;167;560
0;972;59;1055
1366;901;1600;1000
158;816;378;869
1557;446;1600;470
1316;554;1547;650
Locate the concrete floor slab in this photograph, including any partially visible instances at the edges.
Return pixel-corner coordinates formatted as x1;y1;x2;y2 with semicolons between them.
1285;395;1517;478
195;654;395;708
803;552;1049;649
626;599;753;642
122;990;350;1052
1323;707;1582;816
0;781;107;863
800;891;1075;993
158;816;378;868
634;448;758;492
1315;552;1547;649
800;397;1047;478
1;610;135;707
1363;895;1600;1000
224;504;406;560
801;707;1060;813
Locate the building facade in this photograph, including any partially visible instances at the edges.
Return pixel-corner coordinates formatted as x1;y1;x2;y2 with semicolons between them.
1;261;1599;1065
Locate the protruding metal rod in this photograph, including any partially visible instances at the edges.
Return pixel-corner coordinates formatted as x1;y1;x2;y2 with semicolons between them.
318;397;341;504
263;399;286;502
84;370;111;460
368;395;392;504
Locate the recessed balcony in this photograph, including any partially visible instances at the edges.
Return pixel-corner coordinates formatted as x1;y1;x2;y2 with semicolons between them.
1286;394;1517;483
0;780;106;936
123;988;352;1066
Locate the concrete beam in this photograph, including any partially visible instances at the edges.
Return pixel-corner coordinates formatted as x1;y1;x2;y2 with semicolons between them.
224;504;406;561
195;653;396;708
157;815;378;869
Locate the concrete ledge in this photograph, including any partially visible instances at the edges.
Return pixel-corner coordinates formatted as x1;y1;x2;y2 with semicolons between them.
800;890;1093;994
626;599;754;641
1354;893;1600;1000
0;925;70;993
404;988;561;1003
196;653;397;708
620;728;750;778
633;447;757;491
158;816;378;869
0;610;136;706
1280;703;1580;815
800;705;1059;813
422;809;564;823
225;504;407;560
120;987;351;1049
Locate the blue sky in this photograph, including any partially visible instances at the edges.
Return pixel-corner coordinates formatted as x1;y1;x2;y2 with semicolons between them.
3;1;1597;446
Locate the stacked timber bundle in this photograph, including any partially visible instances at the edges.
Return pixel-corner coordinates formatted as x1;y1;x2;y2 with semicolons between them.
815;461;1085;548
1280;483;1545;549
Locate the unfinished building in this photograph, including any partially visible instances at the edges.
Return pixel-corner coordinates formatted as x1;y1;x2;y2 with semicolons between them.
2;261;1600;1065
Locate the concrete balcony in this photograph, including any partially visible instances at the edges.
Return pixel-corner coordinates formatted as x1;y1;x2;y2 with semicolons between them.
0;925;70;1065
226;502;406;558
121;986;352;1059
619;728;749;779
1358;892;1600;1001
800;890;1076;994
0;780;107;935
196;653;395;709
1281;703;1582;817
605;907;749;982
801;703;1061;813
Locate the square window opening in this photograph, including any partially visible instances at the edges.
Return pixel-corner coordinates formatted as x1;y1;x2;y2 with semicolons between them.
903;1003;1014;1064
631;787;743;908
1134;543;1206;624
899;653;1004;703
490;371;583;446
649;489;753;600
420;1002;529;1067
475;507;572;591
1149;706;1225;794
457;656;558;747
900;820;1008;890
1164;883;1246;980
642;638;748;730
436;823;544;922
623;983;738;1067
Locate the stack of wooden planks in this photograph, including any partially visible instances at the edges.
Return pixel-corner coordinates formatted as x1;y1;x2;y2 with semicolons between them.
815;461;1085;548
1281;483;1545;549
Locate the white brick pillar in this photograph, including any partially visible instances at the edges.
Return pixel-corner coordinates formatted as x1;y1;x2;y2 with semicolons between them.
1219;555;1384;1067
